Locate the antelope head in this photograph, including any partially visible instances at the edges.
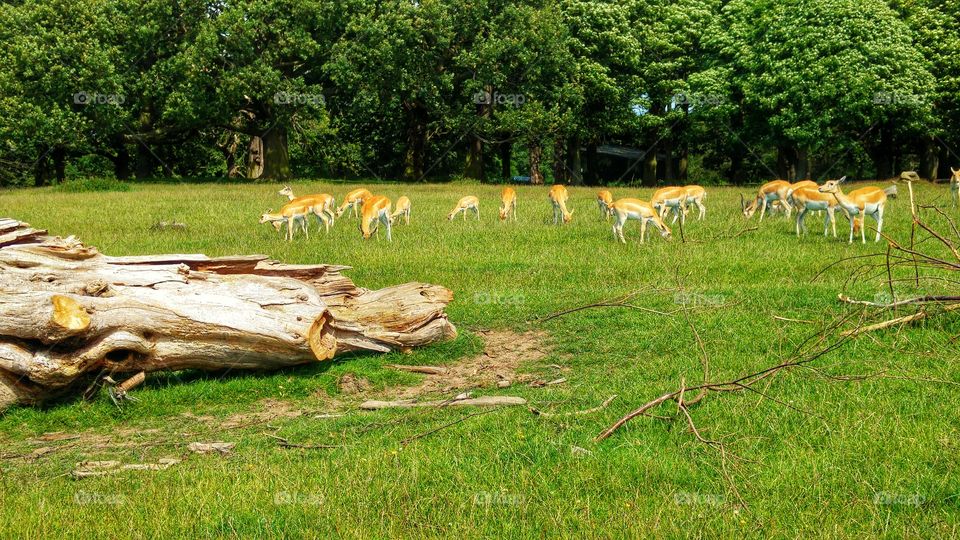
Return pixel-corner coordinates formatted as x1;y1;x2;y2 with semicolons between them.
818;176;847;195
278;185;294;198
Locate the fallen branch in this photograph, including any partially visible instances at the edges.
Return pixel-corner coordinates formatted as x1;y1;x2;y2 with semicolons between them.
386;365;448;375
359;395;527;410
840;303;960;337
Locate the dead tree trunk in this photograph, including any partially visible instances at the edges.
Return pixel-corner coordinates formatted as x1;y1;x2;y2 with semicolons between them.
0;219;457;411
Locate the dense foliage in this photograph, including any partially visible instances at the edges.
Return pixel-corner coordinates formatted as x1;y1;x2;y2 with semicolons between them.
1;0;957;186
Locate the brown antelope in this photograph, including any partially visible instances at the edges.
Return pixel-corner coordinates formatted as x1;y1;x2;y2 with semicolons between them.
790;187;839;238
818;177;887;243
651;187;688;225
336;188;374;218
951;168;960;207
259;203;313;242
390;196;411;225
742;180;792;220
499;188;517;221
549;185;573;224
610;198;672;244
681;185;707;220
360;195;393;241
597;190;614;220
277;186;336;233
448;196;480;221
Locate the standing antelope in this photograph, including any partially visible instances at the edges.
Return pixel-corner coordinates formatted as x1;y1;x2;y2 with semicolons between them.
818;177;887;243
597;190;614;220
651;187;688;225
360;195;393;241
951;168;960;208
548;185;574;224
336;188;374;218
790;187;839;238
499;188;517;221
277;186;337;233
390;196;412;225
448;196;480;221
681;185;707;220
610;198;672;244
259;203;312;242
742;180;793;220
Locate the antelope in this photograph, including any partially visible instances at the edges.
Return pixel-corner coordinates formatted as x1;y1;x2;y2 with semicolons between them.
360;195;393;241
549;185;574;224
448;196;480;221
499;188;517;221
276;186;336;233
850;185;898;235
790;187;839;238
259;203;312;242
818;177;887;243
681;185;707;220
610;198;672;244
390;196;412;225
951;168;960;207
336;188;374;218
597;190;614;220
651;186;688;225
742;180;792;220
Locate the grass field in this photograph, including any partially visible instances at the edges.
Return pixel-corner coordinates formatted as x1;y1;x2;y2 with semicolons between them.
1;180;959;538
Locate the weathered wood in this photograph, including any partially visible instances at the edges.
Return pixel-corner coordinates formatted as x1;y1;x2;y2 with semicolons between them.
0;219;457;410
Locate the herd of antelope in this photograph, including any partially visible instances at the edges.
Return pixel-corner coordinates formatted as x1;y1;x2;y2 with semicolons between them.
258;169;960;244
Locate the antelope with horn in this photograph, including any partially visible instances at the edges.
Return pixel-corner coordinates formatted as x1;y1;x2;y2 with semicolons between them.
549;185;574;224
360;195;393;241
448;196;480;221
742;180;793;220
499;187;518;221
336;188;374;219
276;186;336;233
597;190;614;220
610;198;672;244
818;176;887;243
390;196;412;225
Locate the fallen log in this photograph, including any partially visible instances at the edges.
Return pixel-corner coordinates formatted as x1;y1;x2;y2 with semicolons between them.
0;219;457;411
359;396;527;410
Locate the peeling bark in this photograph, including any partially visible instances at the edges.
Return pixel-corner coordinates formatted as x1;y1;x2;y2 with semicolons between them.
0;218;457;410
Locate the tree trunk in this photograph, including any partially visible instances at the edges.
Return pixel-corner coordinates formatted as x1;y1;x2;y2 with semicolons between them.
261;127;291;180
662;138;675;182
0;218;456;411
500;140;512;181
919;136;938;181
404;102;427;181
777;146;796;181
796;147;810;180
52;145;66;184
584;143;598;186
113;141;131;181
464;88;490;181
135;144;154;179
568;138;582;185
874;124;894;180
33;147;50;187
248;136;264;179
552;138;568;184
642;148;657;187
528;140;544;185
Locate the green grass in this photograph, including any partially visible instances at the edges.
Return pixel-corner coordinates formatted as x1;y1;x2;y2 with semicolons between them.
0;180;958;538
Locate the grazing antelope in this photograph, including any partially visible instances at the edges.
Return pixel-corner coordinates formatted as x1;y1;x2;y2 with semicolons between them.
259;203;312;242
597;190;614;220
681;185;707;220
276;187;336;233
499;188;518;221
952;168;960;207
390;196;412;225
651;186;688;225
742;180;792;220
336;188;374;218
360;195;393;241
549;185;574;224
790;187;839;238
610;198;672;244
448;196;480;221
818;177;887;243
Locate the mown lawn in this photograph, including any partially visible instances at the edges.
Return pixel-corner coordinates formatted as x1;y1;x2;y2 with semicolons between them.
0;180;958;538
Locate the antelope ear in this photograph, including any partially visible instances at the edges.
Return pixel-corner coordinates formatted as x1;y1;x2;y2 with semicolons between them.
838;176;847;183
952;167;959;174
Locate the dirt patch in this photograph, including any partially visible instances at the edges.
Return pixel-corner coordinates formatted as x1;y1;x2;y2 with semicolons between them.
338;373;372;395
388;329;552;400
219;398;303;429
